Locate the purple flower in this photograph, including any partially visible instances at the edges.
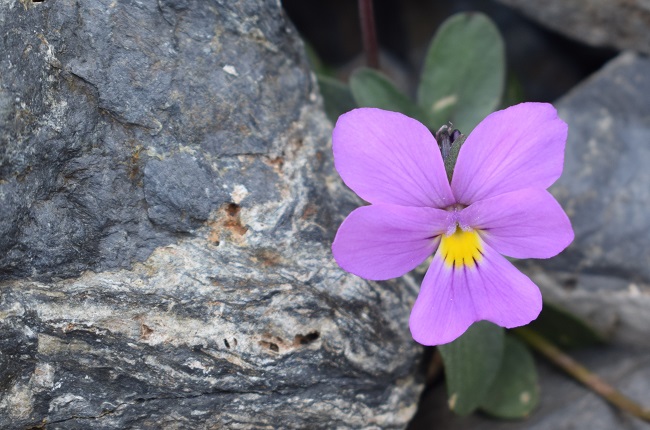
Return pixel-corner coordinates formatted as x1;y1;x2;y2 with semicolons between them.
331;103;574;346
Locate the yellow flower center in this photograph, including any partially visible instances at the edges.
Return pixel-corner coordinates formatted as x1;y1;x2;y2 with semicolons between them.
439;227;483;268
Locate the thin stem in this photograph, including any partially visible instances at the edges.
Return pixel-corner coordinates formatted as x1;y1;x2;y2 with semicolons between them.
514;327;650;422
358;0;380;69
426;349;444;385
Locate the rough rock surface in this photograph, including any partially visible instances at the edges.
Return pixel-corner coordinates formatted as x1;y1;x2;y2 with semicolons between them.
0;0;423;428
542;52;650;346
410;52;650;429
495;0;650;55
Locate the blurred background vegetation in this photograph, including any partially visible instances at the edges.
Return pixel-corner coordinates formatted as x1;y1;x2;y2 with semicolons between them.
282;0;616;104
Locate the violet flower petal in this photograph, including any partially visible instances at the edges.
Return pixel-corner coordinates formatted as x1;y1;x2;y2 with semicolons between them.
333;108;455;208
451;103;568;205
459;188;574;259
409;241;542;346
332;204;454;280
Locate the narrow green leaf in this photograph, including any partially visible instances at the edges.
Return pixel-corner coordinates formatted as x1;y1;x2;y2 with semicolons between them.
502;72;526;108
417;12;505;133
439;321;505;416
349;68;426;122
480;335;539;418
527;301;607;350
304;41;327;76
316;75;356;123
444;133;465;182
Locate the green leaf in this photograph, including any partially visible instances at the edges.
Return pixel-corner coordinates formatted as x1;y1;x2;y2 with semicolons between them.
304;41;336;77
502;72;526;108
316;75;356;123
480;335;539;418
439;321;505;416
527;301;607;350
349;68;426;121
444;133;466;182
417;12;505;133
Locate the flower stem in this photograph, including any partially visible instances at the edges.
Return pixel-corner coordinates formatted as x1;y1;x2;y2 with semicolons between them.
358;0;380;70
426;348;444;385
514;327;650;422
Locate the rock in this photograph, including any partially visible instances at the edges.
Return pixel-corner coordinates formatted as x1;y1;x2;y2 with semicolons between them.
410;51;650;429
538;51;650;347
0;1;423;428
495;0;650;55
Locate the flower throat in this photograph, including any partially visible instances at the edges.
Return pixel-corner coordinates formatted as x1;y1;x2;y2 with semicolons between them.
439;227;483;268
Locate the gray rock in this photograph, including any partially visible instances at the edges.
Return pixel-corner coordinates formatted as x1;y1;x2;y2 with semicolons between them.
410;51;650;429
495;0;650;55
539;52;650;347
561;52;650;275
0;0;423;428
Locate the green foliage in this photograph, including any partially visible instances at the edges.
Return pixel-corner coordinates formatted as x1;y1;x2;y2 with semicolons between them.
502;72;526;108
314;12;505;134
417;12;505;133
304;41;328;76
444;133;465;182
528;301;606;349
316;75;356;123
480;336;540;418
349;68;426;122
438;321;504;415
